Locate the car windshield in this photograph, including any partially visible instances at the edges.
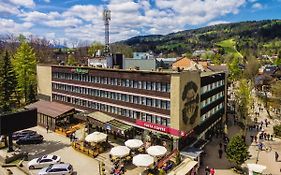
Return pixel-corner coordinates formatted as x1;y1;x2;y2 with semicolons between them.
52;155;57;160
37;157;42;162
46;164;53;172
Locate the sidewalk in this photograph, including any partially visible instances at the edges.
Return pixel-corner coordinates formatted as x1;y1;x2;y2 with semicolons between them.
199;94;281;175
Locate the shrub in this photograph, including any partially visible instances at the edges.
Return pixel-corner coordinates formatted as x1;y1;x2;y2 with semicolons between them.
273;124;281;137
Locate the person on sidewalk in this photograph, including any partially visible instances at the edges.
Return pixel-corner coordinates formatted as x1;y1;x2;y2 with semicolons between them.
205;166;210;175
275;151;279;162
46;125;49;133
210;168;215;175
218;149;223;159
219;142;222;149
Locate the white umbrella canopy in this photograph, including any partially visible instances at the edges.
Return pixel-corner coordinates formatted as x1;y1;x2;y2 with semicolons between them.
133;154;154;167
247;163;266;174
125;139;144;149
110;146;131;157
85;132;107;143
147;145;167;157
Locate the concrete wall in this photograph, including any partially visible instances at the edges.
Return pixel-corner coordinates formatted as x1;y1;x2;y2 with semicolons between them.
37;65;52;100
123;58;156;70
170;71;201;132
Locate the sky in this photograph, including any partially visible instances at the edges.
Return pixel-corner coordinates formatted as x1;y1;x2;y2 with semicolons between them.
1;0;281;46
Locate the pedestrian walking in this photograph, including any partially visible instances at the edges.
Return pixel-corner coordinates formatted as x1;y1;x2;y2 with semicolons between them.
271;134;273;141
205;166;210;175
267;133;270;141
210;168;215;175
46;125;49;133
219;142;222;149
218;149;223;159
275;151;279;162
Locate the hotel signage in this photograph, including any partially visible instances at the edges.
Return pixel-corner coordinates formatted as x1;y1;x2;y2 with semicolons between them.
136;120;188;137
70;68;89;74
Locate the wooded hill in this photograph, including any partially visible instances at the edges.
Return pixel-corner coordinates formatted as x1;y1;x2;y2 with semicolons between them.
119;20;281;58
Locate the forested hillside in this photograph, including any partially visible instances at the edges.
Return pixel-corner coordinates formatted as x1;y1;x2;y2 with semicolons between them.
119;20;281;58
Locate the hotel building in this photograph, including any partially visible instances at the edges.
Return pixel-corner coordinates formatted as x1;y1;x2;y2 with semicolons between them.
36;65;227;149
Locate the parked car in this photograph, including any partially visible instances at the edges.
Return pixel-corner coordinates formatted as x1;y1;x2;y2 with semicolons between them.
12;130;37;140
16;134;43;145
38;163;73;175
28;155;61;169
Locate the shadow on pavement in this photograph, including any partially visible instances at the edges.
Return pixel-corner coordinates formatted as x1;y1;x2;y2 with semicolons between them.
17;140;70;160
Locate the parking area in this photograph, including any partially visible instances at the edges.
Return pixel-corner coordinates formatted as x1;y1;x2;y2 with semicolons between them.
18;126;100;175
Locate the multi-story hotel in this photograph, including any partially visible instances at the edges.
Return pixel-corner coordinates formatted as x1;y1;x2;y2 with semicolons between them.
36;65;227;149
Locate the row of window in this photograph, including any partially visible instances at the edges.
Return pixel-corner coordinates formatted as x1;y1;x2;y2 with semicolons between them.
201;102;224;122
52;72;170;92
52;93;170;126
201;91;224;109
52;83;170;110
201;79;225;94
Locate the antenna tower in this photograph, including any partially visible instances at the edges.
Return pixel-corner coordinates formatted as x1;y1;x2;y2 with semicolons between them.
103;9;111;55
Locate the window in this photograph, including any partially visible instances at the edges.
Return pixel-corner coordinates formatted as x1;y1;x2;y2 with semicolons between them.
146;82;151;90
161;83;167;92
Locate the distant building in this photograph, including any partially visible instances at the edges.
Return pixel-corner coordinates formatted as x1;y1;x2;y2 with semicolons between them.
133;52;154;59
172;57;207;71
88;57;108;68
156;58;178;69
123;58;157;70
192;50;206;57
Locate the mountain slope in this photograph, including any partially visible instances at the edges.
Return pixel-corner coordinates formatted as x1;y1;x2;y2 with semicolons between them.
119;20;281;57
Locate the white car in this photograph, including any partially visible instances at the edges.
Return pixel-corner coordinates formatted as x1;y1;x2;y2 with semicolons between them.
28;155;61;169
38;163;73;175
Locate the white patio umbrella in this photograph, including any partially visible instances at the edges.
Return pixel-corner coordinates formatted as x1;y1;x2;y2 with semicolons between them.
125;139;143;149
110;146;130;157
133;154;154;167
247;163;266;175
85;132;107;143
147;145;167;157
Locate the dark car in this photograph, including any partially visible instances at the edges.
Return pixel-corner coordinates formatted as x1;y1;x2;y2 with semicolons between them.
16;134;43;145
12;130;37;140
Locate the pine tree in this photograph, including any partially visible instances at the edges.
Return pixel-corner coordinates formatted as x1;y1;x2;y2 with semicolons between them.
0;51;17;112
226;135;250;168
13;36;37;104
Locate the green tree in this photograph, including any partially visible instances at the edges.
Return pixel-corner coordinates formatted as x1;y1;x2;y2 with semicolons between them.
13;37;37;104
274;57;281;66
110;44;133;58
244;56;260;83
0;51;17;112
228;56;241;81
235;79;252;133
88;42;104;57
66;54;77;66
226;135;250;168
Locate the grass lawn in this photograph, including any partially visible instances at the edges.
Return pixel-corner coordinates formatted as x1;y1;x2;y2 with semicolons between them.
216;39;243;58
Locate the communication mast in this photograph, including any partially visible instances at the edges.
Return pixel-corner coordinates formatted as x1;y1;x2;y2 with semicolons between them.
103;9;111;56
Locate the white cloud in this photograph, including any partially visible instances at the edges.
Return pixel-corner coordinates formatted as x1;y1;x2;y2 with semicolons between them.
0;2;20;14
0;18;32;34
8;0;35;8
252;3;263;9
3;0;249;43
208;20;230;26
44;17;83;27
63;5;103;21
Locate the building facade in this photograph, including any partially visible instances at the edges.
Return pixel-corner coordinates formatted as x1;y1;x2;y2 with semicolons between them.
37;65;226;149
